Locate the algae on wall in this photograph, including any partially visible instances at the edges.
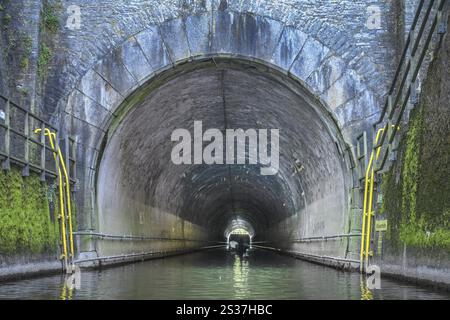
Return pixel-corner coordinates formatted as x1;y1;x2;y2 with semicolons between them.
0;166;59;255
38;0;61;85
380;21;450;252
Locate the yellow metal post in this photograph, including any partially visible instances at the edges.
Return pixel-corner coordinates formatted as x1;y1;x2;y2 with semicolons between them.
364;165;375;268
52;132;75;262
35;128;68;269
360;128;385;272
359;152;373;269
35;128;75;271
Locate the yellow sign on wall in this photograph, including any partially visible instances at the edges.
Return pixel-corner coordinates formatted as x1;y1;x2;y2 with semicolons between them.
375;220;388;232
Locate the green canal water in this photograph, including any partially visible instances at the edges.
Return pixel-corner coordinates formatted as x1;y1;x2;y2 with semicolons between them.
0;248;448;300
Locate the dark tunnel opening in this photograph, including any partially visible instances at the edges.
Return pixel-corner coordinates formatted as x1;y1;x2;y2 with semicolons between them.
96;59;351;255
228;231;252;255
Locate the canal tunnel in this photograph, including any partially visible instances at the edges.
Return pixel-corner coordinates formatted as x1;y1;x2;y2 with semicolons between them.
1;0;449;296
94;59;352;259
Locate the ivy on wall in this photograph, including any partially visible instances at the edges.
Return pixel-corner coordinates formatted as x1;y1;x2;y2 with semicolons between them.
0;166;59;255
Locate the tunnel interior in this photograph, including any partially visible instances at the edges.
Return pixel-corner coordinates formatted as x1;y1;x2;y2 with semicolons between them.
228;232;251;254
96;59;350;253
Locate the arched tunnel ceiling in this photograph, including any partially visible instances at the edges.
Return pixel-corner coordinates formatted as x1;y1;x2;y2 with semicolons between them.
97;60;349;239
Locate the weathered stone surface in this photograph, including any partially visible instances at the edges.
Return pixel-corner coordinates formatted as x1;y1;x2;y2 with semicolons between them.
115;37;154;84
211;12;283;60
335;90;380;127
271;26;308;71
135;26;172;71
76;69;123;111
2;0;425;280
94;53;138;97
67;90;112;127
290;37;330;83
160;18;191;62
185;13;211;57
306;55;346;94
321;69;366;111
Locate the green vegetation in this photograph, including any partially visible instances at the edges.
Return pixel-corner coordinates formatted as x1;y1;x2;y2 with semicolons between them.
42;2;59;34
380;99;450;251
20;36;33;71
379;23;450;252
0;167;59;255
400;108;423;241
4;32;16;55
38;43;52;79
2;13;11;29
17;87;29;96
399;109;450;249
37;1;62;83
399;220;450;249
380;168;401;248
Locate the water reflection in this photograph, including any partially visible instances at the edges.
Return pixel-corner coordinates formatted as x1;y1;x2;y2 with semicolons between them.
0;248;448;300
360;276;374;301
233;253;250;299
60;281;74;301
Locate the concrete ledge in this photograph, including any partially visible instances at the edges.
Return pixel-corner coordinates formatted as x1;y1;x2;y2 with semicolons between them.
0;260;63;282
253;245;360;271
379;263;450;292
76;245;226;270
0;246;226;283
256;245;450;292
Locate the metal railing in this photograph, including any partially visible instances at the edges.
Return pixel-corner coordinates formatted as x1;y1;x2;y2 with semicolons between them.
373;0;448;173
0;94;76;183
359;0;448;272
264;233;361;244
0;93;77;272
73;231;219;243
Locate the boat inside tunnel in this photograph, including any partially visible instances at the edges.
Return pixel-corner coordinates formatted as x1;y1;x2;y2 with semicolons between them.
94;59;352;257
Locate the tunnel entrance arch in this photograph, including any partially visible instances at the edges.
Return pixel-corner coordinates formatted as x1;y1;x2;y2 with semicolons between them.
88;57;356;262
59;10;382;268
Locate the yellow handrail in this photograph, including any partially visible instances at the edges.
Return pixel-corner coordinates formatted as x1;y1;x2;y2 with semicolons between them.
35;128;74;270
360;128;384;271
52;132;75;261
360;125;399;272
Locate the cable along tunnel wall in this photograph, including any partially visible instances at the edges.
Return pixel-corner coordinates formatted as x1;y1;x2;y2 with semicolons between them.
88;59;354;265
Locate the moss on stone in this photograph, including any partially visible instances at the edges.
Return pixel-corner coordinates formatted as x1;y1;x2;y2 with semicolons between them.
380;32;450;251
2;13;11;29
401;108;422;230
380;170;401;247
71;198;77;237
37;43;52;80
0;167;59;255
379;12;450;253
20;35;33;71
37;1;61;84
381;106;450;251
42;1;59;34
